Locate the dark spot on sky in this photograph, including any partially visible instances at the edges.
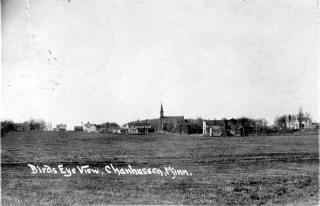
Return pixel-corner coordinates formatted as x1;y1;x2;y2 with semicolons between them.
48;49;52;55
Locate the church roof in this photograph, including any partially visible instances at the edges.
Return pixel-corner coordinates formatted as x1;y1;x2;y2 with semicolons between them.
163;116;184;120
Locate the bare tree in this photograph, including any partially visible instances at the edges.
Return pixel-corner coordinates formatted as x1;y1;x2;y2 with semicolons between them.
274;115;287;129
27;119;46;131
1;120;15;136
304;112;312;122
297;107;304;129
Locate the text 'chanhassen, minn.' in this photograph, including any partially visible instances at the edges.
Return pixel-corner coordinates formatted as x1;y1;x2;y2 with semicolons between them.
27;163;193;179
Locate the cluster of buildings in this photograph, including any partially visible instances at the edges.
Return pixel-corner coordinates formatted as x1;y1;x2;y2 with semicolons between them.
14;121;51;132
8;103;319;136
122;104;246;136
123;103;192;135
122;104;319;136
285;115;313;129
52;122;122;133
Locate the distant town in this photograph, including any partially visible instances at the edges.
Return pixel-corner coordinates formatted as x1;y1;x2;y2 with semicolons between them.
1;103;319;137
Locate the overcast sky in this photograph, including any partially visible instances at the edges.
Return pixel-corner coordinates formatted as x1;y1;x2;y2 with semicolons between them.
2;0;319;129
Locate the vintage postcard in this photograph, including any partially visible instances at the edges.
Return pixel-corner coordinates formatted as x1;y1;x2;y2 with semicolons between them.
1;0;319;205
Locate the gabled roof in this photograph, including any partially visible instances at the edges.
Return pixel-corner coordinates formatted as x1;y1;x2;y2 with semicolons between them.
84;122;95;127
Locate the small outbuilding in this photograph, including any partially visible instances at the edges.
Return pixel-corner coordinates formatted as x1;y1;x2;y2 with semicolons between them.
74;126;84;132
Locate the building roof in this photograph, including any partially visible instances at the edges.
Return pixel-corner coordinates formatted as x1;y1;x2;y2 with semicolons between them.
84;122;95;127
163;116;184;120
127;121;151;127
204;120;225;125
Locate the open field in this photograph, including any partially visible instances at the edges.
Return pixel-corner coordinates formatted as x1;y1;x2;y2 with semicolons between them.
1;132;319;205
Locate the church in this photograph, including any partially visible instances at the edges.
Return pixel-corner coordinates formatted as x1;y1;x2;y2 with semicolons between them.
158;103;188;133
125;103;191;134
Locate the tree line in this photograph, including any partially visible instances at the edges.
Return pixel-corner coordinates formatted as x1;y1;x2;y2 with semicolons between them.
1;119;46;136
1;107;316;136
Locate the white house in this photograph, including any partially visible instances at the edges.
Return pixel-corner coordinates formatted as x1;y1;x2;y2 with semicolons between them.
203;120;225;136
301;119;312;129
56;124;67;131
286;115;312;129
286;115;299;129
83;122;97;132
123;121;151;134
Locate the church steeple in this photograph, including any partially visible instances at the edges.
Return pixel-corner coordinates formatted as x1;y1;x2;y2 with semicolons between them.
160;102;164;118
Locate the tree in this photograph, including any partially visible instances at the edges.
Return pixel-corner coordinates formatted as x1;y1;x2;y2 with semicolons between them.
297;107;304;129
27;119;46;131
304;112;312;122
296;107;313;129
259;118;268;128
1;120;15;136
274;115;287;129
237;117;256;136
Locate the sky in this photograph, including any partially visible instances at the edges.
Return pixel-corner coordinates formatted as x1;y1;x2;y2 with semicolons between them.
1;0;319;129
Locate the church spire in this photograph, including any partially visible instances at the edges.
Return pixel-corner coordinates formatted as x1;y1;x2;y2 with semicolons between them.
160;102;164;118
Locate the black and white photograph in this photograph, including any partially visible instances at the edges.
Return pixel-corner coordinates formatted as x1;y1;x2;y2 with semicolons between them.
1;0;319;205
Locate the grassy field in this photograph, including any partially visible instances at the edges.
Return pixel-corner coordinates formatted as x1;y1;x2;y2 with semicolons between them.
1;132;319;205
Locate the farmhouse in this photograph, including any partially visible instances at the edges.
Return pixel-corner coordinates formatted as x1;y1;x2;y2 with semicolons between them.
203;120;226;136
123;121;151;134
83;122;97;132
301;118;312;129
285;115;313;129
286;115;299;129
55;124;66;131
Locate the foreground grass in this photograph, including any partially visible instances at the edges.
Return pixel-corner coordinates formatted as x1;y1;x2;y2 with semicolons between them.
1;132;319;205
